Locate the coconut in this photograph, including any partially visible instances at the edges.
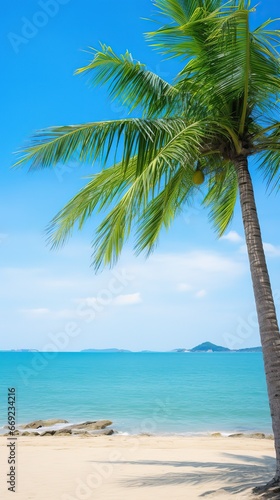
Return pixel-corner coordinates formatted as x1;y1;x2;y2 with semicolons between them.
193;170;204;185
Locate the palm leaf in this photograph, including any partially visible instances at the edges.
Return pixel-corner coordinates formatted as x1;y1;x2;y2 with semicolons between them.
75;44;178;117
47;157;139;248
92;161;195;269
203;163;238;235
134;166;194;255
14;0;280;271
47;118;219;267
258;147;280;193
14;118;190;172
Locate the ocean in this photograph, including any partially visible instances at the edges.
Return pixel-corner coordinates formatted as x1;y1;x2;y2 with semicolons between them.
0;352;271;435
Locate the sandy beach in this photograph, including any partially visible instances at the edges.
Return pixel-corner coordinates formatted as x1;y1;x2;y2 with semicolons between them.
0;434;276;499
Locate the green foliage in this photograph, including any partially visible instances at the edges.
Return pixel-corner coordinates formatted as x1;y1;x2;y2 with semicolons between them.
203;163;239;236
15;0;280;268
75;44;177;117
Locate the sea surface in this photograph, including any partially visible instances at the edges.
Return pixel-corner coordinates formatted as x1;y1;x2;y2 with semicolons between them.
0;352;272;435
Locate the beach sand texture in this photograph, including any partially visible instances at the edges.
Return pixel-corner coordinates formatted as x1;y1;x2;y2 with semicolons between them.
0;435;276;499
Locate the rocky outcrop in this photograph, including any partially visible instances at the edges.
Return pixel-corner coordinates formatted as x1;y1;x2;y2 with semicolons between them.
63;420;113;431
72;431;93;437
3;430;20;436
41;430;56;436
248;433;266;439
54;428;72;436
22;419;69;429
2;418;114;437
101;429;114;436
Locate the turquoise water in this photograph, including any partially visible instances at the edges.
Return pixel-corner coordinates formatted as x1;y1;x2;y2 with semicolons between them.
0;352;271;434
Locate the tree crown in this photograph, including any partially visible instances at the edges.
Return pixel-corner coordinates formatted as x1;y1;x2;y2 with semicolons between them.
14;0;280;268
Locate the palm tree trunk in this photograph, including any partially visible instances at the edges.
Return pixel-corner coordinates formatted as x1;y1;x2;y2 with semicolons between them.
235;155;280;488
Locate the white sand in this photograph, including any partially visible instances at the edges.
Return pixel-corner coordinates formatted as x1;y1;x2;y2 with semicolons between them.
0;435;276;499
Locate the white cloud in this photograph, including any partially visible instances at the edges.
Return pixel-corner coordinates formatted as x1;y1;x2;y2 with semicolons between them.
20;307;78;320
0;233;8;242
172;251;242;275
20;308;50;318
41;278;79;288
75;292;142;308
77;297;98;308
0;267;93;300
240;242;280;257
113;293;142;306
221;231;243;243
3;249;247;351
263;243;280;257
176;283;192;292
54;309;79;319
128;250;246;298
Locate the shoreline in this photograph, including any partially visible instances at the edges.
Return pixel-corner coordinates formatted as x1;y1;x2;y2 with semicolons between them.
0;434;276;499
0;417;273;439
0;417;273;437
0;425;274;439
0;429;275;439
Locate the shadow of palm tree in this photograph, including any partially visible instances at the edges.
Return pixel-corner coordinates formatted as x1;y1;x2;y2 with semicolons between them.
89;453;276;497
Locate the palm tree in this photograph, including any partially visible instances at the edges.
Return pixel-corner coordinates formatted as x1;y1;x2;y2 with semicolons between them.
15;0;280;491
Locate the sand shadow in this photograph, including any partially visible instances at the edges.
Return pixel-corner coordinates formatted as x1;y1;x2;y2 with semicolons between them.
89;453;276;497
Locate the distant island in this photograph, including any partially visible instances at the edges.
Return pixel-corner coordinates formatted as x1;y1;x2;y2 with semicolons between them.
1;343;262;353
81;348;159;353
81;348;131;353
173;342;262;353
81;342;262;353
192;342;230;352
0;349;39;352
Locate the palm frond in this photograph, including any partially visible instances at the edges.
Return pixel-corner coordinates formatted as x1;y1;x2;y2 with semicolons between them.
203;163;238;235
90;160;183;269
13;118;189;172
134;166;194;255
47;157;139;249
47;117;219;267
92;161;197;269
147;3;224;59
152;0;223;27
76;44;178;116
149;2;280;132
15;0;280;270
258;147;280;193
176;10;249;109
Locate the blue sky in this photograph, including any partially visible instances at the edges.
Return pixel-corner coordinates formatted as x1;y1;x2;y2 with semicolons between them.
1;0;280;351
